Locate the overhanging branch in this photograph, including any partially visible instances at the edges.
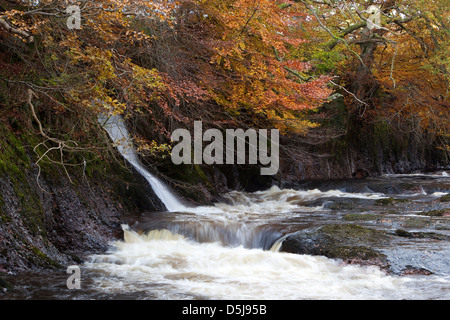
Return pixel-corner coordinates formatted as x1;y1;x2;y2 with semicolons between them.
0;17;34;42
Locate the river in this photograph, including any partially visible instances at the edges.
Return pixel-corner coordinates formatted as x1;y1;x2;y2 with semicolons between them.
3;116;449;300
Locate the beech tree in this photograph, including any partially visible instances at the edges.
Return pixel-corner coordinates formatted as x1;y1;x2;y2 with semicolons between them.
0;0;334;135
288;0;448;150
0;0;447;180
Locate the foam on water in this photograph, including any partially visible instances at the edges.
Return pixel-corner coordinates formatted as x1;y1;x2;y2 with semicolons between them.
85;227;450;300
92;115;450;300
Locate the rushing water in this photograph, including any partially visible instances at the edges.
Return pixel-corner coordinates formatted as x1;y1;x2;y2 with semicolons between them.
79;179;449;300
98;114;187;212
3;117;449;300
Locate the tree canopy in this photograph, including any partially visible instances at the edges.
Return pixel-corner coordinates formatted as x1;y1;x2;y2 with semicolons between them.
0;0;448;171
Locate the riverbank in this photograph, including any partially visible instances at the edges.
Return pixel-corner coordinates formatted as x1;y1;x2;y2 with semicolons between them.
0;123;165;275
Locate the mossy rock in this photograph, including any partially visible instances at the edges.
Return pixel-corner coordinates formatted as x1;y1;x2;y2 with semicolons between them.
319;224;388;245
30;246;62;269
326;200;356;210
280;224;390;269
395;229;450;241
400;217;432;229
343;213;381;221
325;245;383;261
418;208;450;217
375;197;409;206
440;194;450;202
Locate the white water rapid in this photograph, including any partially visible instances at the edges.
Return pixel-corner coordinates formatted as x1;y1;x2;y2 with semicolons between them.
93;116;450;300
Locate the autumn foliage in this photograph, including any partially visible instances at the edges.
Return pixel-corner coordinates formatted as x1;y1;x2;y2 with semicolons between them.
294;0;449;148
0;0;335;136
0;0;448;173
188;0;332;132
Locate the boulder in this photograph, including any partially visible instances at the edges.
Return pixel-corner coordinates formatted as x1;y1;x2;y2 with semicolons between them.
280;224;390;270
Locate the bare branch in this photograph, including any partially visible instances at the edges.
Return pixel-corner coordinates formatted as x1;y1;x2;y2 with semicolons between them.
27;89;93;190
294;0;366;67
329;79;369;117
0;17;34;42
390;43;398;89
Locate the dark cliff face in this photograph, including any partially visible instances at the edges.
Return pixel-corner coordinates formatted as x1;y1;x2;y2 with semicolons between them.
0;125;165;274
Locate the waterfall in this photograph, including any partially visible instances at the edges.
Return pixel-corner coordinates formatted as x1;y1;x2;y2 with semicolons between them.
98;114;385;251
98;114;282;249
99;114;188;212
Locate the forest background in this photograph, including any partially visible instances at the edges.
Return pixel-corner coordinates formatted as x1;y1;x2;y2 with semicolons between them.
0;0;448;203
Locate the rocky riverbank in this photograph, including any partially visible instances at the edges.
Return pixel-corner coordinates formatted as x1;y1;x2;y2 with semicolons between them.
0;123;164;278
280;190;450;276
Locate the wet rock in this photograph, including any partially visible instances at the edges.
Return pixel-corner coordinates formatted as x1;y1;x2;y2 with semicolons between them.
0;276;13;293
0;258;7;273
395;229;414;238
352;169;369;179
419;208;450;217
324;199;357;210
280;224;390;270
375;197;409;206
323;198;374;210
343;213;382;221
394;229;450;241
0;154;164;273
399;266;433;276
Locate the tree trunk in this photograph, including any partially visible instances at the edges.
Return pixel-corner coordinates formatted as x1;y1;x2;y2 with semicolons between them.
350;29;382;111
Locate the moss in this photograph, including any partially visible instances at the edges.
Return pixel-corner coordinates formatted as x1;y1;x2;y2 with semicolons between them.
0;124;30;175
30;246;61;268
343;213;380;221
375;197;409;206
395;229;450;241
401;217;432;229
281;224;389;266
326;245;384;260
418;208;449;217
320;224;388;244
8;171;46;237
0;214;12;223
155;161;218;202
193;164;212;187
327;200;356;210
0;123;54;267
0;110;140;270
311;50;346;74
439;194;450;202
376;198;394;205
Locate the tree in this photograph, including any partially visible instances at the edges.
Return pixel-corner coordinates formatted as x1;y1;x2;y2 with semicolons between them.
289;0;448;151
0;0;337;187
191;0;332;133
0;0;178;182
